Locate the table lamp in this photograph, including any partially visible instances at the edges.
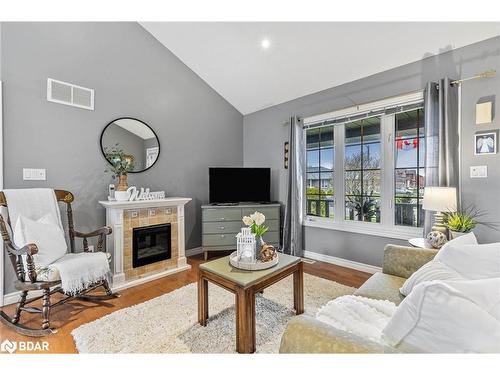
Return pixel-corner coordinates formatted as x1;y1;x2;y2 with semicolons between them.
422;187;457;235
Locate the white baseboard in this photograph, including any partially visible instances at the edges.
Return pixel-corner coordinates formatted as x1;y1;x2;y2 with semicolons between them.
303;250;382;274
2;289;44;307
185;246;203;257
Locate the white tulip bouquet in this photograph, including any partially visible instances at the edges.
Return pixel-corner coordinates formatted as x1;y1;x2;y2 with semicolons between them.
242;211;269;238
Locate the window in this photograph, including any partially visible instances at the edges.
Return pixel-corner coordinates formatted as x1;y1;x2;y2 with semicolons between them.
306;126;334;218
394;108;425;227
303;91;425;237
344;117;381;223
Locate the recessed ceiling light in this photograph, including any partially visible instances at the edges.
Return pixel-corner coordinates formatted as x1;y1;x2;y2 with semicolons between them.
261;38;271;49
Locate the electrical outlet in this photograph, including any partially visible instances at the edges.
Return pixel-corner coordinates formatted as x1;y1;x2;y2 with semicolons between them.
470;166;487;178
23;168;46;181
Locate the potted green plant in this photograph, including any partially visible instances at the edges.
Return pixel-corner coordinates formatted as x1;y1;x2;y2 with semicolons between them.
445;211;477;239
444;205;496;239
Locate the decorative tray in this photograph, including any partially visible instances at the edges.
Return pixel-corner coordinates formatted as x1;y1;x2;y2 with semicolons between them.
229;251;279;270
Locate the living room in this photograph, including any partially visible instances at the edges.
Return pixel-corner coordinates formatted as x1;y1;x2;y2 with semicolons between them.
0;1;499;373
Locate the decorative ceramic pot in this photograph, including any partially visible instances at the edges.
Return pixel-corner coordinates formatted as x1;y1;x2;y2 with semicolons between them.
449;230;469;239
115;190;131;201
117;174;128;191
426;230;448;249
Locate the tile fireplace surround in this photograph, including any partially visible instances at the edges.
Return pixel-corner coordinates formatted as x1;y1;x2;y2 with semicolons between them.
99;197;192;291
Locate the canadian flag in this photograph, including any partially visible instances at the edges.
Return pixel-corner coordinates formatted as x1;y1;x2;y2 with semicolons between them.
396;137;418;150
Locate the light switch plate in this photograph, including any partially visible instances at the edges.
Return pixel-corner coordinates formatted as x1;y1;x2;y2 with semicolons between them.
470;165;487;178
23;168;46;181
476;102;492;124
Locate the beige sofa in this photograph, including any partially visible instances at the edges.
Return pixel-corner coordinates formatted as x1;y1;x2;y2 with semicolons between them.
279;245;438;353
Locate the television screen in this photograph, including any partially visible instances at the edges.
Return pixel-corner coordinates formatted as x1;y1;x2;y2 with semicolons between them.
209;167;271;204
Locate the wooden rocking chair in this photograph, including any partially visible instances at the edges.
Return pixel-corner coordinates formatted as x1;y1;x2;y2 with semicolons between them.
0;189;119;337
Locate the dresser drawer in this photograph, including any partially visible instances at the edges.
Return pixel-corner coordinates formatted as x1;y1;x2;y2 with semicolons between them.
202;208;242;222
241;207;279;220
202;221;242;234
262;231;280;245
203;233;237;247
265;219;279;232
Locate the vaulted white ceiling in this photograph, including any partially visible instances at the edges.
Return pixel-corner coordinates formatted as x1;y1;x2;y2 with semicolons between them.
140;22;500;115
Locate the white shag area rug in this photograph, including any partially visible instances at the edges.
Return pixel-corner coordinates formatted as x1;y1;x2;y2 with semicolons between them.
72;273;356;353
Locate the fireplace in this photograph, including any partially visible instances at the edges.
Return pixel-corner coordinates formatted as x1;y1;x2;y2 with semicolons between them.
133;223;171;268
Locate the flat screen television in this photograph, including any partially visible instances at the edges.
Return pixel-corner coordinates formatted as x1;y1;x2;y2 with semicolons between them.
209;167;271;204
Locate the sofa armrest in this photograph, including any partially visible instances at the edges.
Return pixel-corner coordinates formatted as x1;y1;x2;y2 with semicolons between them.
279;316;395;353
382;245;438;279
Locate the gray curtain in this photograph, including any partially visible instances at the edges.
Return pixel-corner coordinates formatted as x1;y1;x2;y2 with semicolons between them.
424;78;459;235
282;116;304;256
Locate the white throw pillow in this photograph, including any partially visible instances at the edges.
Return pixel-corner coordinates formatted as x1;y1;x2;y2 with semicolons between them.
436;241;500;280
14;214;68;269
400;260;463;296
382;278;500;353
399;233;479;296
437;232;478;252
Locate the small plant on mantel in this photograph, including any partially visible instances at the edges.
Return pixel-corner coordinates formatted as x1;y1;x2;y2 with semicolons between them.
104;143;135;191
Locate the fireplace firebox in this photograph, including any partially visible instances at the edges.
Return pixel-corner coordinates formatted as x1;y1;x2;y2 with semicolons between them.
133;223;171;268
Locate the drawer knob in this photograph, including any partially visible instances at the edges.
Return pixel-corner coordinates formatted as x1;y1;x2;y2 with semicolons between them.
220;226;225;230
220;217;225;221
220;234;225;238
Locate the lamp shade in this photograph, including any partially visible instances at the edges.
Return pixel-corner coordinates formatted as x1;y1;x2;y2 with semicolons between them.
422;187;457;212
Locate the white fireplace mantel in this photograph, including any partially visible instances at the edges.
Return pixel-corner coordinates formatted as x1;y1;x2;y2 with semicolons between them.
99;197;192;290
99;197;191;210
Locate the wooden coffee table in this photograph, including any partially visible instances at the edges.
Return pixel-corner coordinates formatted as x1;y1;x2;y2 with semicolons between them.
198;253;304;353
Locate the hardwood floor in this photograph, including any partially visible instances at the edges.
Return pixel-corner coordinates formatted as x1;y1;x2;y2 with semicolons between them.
0;253;371;353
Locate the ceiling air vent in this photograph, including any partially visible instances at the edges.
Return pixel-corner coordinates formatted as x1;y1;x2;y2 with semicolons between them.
47;78;94;110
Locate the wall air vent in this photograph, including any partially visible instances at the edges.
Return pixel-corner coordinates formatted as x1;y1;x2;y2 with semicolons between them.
47;78;94;110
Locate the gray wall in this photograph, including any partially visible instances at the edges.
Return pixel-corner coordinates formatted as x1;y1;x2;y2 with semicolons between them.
244;36;500;267
1;22;243;293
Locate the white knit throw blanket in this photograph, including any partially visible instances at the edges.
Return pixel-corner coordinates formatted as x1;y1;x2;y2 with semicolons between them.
316;295;397;344
49;252;110;295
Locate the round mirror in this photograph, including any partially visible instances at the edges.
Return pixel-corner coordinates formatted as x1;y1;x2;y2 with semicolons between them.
100;117;160;173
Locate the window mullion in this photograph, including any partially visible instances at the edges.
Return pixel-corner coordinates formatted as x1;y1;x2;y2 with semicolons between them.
380;114;395;227
333;124;345;222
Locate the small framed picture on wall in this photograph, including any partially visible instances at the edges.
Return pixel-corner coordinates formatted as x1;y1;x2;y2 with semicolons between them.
474;131;497;155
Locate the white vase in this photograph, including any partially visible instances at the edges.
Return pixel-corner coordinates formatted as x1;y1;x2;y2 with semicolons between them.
115;190;131;201
449;230;469;239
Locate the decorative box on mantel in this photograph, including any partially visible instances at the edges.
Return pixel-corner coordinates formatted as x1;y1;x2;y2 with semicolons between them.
99;198;192;290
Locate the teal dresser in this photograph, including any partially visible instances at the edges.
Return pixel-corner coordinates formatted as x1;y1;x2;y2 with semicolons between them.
201;204;281;260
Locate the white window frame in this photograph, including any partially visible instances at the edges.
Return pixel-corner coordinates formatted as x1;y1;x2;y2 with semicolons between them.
302;91;424;240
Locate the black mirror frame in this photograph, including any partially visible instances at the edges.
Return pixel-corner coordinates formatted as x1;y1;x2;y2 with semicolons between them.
100;117;161;174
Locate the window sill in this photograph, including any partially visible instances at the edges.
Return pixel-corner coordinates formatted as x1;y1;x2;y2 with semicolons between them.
303;216;423;240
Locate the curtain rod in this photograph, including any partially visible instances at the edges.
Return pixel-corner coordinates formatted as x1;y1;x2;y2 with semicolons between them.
451;69;496;85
